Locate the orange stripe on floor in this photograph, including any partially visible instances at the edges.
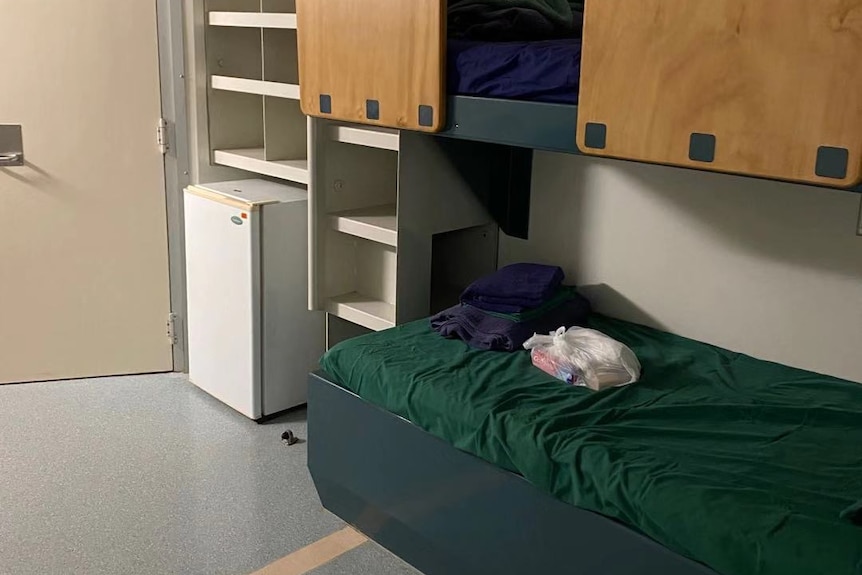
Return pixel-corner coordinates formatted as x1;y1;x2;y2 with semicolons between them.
250;526;368;575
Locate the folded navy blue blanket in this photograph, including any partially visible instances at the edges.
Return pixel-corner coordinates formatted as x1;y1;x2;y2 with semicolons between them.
461;262;565;314
433;291;590;352
447;38;581;104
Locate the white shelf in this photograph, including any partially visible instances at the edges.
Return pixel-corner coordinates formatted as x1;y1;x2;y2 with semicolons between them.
213;148;309;185
326;293;395;332
208;11;298;29
329;205;397;247
211;76;300;100
330;125;400;151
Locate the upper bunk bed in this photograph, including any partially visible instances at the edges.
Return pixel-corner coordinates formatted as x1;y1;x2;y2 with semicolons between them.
295;0;862;191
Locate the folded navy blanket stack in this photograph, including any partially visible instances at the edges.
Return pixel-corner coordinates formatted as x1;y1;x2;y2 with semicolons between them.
431;263;591;351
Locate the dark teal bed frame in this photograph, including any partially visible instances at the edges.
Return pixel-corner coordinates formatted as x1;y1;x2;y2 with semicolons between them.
436;96;861;241
443;96;862;197
308;371;718;575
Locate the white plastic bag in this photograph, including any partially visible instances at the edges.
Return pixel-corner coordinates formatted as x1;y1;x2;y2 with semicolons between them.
523;327;641;391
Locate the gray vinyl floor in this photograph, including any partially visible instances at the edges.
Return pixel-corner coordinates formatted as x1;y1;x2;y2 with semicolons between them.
0;373;420;575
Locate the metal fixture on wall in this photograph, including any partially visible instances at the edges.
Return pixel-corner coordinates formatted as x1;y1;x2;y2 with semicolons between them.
0;125;24;167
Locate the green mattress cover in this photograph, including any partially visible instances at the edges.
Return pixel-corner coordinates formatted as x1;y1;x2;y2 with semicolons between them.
320;316;862;575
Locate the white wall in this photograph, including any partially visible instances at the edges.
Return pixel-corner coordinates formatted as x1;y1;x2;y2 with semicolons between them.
500;153;862;382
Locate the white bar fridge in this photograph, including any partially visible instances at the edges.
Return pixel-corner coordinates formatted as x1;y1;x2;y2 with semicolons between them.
184;179;324;420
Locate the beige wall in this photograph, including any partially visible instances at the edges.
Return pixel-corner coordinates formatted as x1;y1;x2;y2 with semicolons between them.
500;153;862;382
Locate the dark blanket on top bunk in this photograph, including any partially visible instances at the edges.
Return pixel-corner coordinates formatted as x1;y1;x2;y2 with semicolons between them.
447;38;581;103
446;0;584;103
449;0;585;41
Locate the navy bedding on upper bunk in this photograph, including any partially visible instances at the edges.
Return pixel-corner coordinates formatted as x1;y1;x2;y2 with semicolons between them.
447;38;582;104
446;0;584;103
449;0;585;41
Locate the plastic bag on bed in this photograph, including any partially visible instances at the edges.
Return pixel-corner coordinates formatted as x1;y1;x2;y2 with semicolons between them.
523;327;641;391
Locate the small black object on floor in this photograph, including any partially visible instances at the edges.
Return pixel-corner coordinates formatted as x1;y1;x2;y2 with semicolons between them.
281;429;299;446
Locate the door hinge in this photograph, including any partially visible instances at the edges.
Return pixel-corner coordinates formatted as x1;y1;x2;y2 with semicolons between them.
157;118;169;155
166;313;178;346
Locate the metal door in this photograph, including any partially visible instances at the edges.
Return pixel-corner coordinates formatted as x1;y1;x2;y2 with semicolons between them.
0;0;174;382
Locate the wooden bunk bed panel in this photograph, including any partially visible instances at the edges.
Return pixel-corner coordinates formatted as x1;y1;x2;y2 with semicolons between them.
576;0;862;187
296;0;446;131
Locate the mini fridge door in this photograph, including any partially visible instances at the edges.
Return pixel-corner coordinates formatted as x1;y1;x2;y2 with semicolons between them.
185;190;261;419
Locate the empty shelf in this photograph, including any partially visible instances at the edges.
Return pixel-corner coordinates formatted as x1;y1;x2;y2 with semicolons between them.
329;125;399;151
329;205;397;247
208;11;298;29
213;149;309;185
326;293;395;332
211;76;300;100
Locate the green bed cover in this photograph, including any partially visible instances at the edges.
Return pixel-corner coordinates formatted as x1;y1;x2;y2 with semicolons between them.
321;315;862;575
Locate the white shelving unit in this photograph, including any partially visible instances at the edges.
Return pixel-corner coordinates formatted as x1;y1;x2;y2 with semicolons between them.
326;293;396;333
211;76;300;99
329;205;398;247
309;121;499;336
329;125;400;152
205;0;307;185
197;1;499;349
212;149;309;184
208;11;297;29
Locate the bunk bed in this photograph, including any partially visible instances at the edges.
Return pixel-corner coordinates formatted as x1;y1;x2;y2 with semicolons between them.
294;1;862;573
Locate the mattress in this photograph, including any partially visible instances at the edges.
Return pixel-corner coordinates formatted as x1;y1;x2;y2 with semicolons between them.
321;315;862;575
447;38;581;104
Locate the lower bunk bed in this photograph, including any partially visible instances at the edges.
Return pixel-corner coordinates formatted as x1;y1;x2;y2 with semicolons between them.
308;316;862;575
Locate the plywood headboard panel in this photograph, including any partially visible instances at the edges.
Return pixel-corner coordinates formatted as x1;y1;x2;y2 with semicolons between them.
296;0;446;132
576;0;862;187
